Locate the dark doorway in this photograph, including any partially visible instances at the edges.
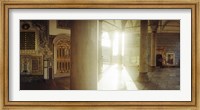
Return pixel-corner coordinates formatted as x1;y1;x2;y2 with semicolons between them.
156;54;163;67
49;68;53;79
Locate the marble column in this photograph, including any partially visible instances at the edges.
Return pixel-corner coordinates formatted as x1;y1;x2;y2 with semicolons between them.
150;31;156;70
71;20;98;90
53;46;57;76
138;20;148;82
150;20;159;71
139;20;148;73
98;20;103;76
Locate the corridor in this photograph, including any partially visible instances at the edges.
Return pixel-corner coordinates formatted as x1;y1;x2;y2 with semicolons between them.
19;20;180;90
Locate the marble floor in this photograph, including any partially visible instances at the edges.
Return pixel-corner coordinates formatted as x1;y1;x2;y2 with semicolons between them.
20;65;180;90
20;76;70;90
98;64;180;90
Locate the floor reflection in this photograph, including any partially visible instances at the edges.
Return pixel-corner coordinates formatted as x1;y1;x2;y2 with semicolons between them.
98;64;138;90
98;64;180;90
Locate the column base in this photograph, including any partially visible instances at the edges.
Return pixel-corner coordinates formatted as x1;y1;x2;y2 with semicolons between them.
137;72;149;82
148;66;156;72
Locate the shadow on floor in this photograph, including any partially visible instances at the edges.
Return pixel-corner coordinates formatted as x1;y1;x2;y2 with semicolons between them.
20;75;70;90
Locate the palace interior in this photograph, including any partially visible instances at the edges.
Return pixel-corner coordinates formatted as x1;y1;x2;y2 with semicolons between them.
20;20;180;90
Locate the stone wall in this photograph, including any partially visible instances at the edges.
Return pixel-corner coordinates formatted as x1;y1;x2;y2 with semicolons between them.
156;33;180;66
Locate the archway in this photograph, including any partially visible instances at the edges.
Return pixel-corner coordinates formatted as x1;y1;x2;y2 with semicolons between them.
53;34;70;78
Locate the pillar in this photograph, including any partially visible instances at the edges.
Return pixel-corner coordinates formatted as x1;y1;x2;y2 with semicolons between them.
150;31;156;69
150;21;159;71
138;20;148;82
53;45;57;76
139;20;148;73
98;20;103;76
71;20;98;90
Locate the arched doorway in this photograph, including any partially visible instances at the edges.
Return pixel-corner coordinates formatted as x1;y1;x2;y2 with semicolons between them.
53;34;70;78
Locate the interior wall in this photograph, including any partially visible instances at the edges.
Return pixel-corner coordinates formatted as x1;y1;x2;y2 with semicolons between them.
49;20;70;35
20;21;44;75
71;20;98;90
156;33;180;65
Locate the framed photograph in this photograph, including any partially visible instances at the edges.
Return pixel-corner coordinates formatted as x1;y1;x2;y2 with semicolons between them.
166;53;175;65
0;0;199;109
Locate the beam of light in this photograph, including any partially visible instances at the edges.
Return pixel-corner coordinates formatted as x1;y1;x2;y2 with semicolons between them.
122;32;125;56
102;64;110;72
98;64;120;90
112;31;119;56
98;64;138;90
121;66;138;90
101;32;111;47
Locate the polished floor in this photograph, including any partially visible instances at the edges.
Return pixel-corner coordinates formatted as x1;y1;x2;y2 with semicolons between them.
20;76;70;90
20;66;180;90
98;64;180;90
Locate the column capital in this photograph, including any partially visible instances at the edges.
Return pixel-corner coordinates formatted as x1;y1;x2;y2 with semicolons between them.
150;20;159;32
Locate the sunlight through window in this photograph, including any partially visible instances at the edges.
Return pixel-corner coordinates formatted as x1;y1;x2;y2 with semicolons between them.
101;32;111;47
122;66;138;90
112;31;119;56
98;64;138;90
122;32;125;56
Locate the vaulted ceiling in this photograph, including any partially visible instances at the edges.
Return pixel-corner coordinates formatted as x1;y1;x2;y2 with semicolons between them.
102;20;180;34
